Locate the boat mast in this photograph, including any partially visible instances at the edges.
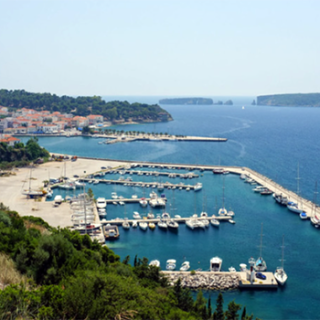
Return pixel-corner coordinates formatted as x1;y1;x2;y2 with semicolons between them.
222;177;225;208
259;223;264;258
313;181;318;218
280;235;285;269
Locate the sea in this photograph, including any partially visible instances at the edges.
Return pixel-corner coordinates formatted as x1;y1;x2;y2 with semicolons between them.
20;96;320;319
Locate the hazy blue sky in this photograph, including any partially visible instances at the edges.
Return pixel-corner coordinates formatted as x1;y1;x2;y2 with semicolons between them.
0;0;319;97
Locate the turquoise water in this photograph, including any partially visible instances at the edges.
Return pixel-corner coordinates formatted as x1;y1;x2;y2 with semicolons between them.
21;97;320;319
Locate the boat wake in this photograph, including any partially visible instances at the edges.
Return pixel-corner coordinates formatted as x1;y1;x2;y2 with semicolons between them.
228;140;246;158
214;116;253;135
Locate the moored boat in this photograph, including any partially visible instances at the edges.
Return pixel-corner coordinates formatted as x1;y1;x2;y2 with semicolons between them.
210;256;222;271
180;261;190;271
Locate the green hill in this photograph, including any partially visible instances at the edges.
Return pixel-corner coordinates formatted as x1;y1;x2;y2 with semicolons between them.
257;93;320;107
159;97;213;105
0;89;173;122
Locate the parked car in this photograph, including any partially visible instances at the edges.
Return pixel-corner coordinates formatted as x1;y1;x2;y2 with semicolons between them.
255;272;266;280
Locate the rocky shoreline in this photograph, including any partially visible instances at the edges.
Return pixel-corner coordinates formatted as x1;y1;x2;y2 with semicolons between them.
164;272;240;290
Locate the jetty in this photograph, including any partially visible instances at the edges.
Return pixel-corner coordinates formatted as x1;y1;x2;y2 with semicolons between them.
162;270;278;290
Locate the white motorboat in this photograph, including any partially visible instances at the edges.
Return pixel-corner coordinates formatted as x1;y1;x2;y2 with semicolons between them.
132;221;138;228
149;260;160;267
228;266;236;272
166;259;176;270
240;174;247;179
150;191;157;198
75;180;86;188
202;219;210;227
122;218;130;229
96;197;107;209
158;220;168;229
162;212;171;221
133;211;141;219
227;210;235;216
93;180;99;185
112;201;118;206
240;263;247;272
180;261;190;271
147;212;155;219
59;181;76;190
139;198;148;207
274;236;288;286
132;194;138;199
254;223;267;271
119;201;125;206
167;219;179;229
194;182;202;192
253;186;265;192
186;218;205;229
111;192;118;199
157;183;164;192
46;191;53;198
200;212;208;218
211;218;220;227
149;198;166;208
229;219;236;224
139;221;148;230
210;256;222;271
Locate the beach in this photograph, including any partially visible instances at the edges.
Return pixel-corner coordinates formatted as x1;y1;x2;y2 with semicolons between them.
0;158;126;228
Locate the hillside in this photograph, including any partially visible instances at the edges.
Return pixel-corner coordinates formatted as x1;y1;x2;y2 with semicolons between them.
0;204;257;319
0;89;173;122
257;93;320;107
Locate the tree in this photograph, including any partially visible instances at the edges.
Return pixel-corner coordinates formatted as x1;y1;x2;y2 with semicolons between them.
225;301;241;320
208;295;212;319
194;290;207;319
214;293;224;320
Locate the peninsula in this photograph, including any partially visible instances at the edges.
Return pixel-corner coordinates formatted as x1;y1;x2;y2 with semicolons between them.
257;93;320;107
0;89;173;123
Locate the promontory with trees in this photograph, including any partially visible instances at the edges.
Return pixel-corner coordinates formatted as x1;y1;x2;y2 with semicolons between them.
0;89;173;123
257;93;320;107
0;204;259;319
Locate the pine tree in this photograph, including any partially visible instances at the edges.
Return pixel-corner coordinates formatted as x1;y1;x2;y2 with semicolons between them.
208;295;212;319
225;301;241;320
214;293;224;320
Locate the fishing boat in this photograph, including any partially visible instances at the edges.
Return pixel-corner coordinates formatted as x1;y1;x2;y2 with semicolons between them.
149;260;160;267
210;257;222;271
254;223;267;271
180;261;190;271
166;259;176;270
274;236;288;285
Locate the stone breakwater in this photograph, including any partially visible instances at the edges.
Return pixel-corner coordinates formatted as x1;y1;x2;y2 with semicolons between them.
165;272;240;290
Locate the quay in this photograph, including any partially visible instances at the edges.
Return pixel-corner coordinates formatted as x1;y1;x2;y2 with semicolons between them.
109;169;199;178
101;215;231;225
104;197;167;204
161;271;278;290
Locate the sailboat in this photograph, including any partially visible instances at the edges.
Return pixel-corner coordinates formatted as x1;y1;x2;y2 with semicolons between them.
22;170;44;198
254;223;267;271
287;163;304;214
122;205;130;229
274;236;288;285
218;177;227;215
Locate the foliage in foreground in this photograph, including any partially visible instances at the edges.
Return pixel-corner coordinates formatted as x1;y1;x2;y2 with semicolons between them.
0;138;50;169
0;204;259;319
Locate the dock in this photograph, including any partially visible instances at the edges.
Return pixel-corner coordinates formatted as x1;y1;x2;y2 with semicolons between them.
105;197;167;204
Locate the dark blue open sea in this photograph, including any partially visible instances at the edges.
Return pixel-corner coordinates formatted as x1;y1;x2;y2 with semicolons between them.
21;96;320;319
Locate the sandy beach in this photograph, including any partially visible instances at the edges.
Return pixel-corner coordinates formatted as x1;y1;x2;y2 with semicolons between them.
0;158;127;228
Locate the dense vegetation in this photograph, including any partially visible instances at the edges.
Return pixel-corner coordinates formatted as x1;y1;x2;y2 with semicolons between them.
0;89;172;122
257;93;320;107
0;204;258;319
0;138;50;170
159;98;214;105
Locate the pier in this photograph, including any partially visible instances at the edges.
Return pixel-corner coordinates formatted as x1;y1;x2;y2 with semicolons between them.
161;271;278;290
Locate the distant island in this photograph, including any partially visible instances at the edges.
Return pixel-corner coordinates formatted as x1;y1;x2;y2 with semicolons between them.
257;93;320;107
159;97;233;105
0;89;173;123
159;97;213;105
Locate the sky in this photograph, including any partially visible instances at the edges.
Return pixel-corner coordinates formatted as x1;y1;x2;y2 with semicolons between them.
0;0;319;97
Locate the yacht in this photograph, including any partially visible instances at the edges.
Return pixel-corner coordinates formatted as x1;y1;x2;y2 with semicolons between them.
149;198;166;208
210;257;222;271
186;218;205;229
194;182;203;192
287;201;304;213
133;211;141;219
180;261;190;271
149;260;160;267
167;219;179;230
166;259;176;270
254;223;267;271
96;197;107;209
274;236;288;286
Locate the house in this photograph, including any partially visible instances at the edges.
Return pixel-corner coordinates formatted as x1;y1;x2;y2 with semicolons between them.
0;134;20;146
72;116;89;128
87;114;104;125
